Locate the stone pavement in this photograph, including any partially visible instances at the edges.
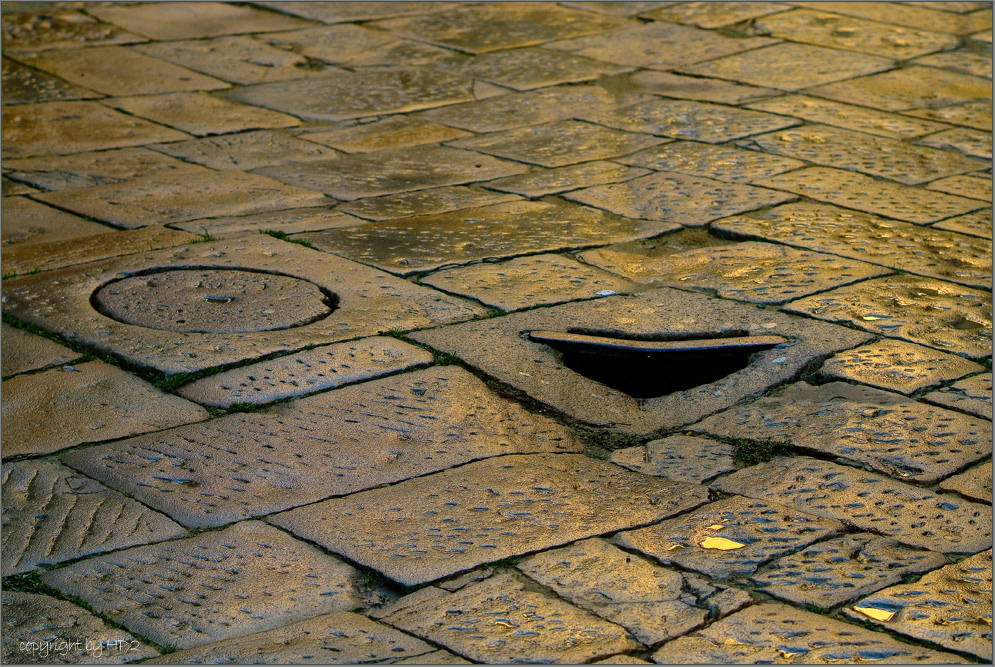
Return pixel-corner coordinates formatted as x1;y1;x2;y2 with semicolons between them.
0;1;991;664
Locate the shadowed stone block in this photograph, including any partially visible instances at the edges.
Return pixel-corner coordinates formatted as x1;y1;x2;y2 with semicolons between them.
938;460;992;503
924;372;993;420
0;323;76;377
609;435;735;484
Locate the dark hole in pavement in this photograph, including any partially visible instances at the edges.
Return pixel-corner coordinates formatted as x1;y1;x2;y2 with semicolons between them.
528;331;788;399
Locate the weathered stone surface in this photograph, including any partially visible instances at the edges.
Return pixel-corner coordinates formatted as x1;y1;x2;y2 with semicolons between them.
918;127;992;159
1;592;158;664
482;161;649;198
652;603;965;664
0;323;75;377
257;24;403;66
1;236;485;375
645;1;788;28
844;550;992;661
564;171;795;227
793;1;992;34
819;339;984;394
626;70;779;105
63;367;581;528
253;145;525;201
614;497;843;581
714;202;992;290
1;460;185;576
593;657;651;665
1;10;146;53
558;2;674;16
434;47;629;91
579;242;889;304
270;453;709;586
2;56;99;105
517;538;709;645
412;288;870;437
302;117;471;154
41;521;374;650
2;101;188;159
926;174;992;201
923;372;993;420
150;130;338;171
713;457;993;554
393;650;471;665
939;461;993;503
0;196;107;248
609;435;735;484
933;209;992;239
142;612;435;665
254;2;451;23
106;92;299;137
682;43;894;91
904;100;992;131
337;186;520;222
87;2;312;40
301;200;679;275
35;170;327;228
808;66;992;112
1;175;35;196
914;49;993;79
751;534;948;609
616;141;804;183
173;208;363;239
177;336;432;407
421;254;638;311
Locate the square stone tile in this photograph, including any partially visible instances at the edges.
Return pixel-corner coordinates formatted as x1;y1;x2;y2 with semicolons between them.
253;2;453;23
172;207;364;239
300;200;680;275
34;170;328;227
301;117;471;154
0;322;76;377
681;43;894;91
411;288;871;438
336;186;519;222
2;460;185;576
106;92;300;137
0;196;108;247
2;55;100;105
794;1;993;34
609;435;736;484
1;10;146;53
713;456;992;553
1;101;189;159
643;1;789;28
904;100;992;130
616;141;805;183
1;361;208;457
923;372;993;420
563;171;796;227
807;66;992;112
149;130;339;170
87;2;313;40
432;47;630;91
3;147;208;191
914;49;993;79
917;127;992;159
41;521;376;650
271;453;709;586
938;460;992;503
0;235;487;375
927;174;992;201
818;338;985;394
626;70;780;105
482;160;650;198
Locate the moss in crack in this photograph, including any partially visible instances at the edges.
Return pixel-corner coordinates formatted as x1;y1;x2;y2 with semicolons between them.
260;229;315;249
730;438;789;467
226;402;261;414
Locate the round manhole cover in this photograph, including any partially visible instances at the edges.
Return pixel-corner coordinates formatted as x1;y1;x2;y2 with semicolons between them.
93;269;335;333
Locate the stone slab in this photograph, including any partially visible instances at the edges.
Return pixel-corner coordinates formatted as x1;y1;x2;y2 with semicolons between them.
819;339;984;394
750;533;948;609
615;141;805;183
939;461;993;503
927;174;992;201
40;521;374;650
253;145;526;201
1;175;35;196
300;200;680;275
1;55;100;105
934;209;992;239
482;161;650;198
614;496;843;581
1;592;158;664
793;1;993;34
644;1;788;28
558;2;675;16
336;186;520;222
923;372;993;420
918;127;992;159
256;24;402;66
843;550;992;661
0;196;107;248
301;116;471;154
394;650;471;665
914;49;993;79
712;457;993;554
149;130;339;171
2;460;185;576
270;453;709;586
627;70;780;105
254;2;451;23
0;10;146;53
1;235;486;375
63;366;581;528
173;208;364;239
1;101;189;159
579;241;889;304
106;92;299;137
412;288;871;438
434;46;629;91
808;66;992;112
177;336;432;408
609;435;735;484
0;323;76;377
652;603;965;664
904;100;992;131
421;253;639;311
87;2;313;40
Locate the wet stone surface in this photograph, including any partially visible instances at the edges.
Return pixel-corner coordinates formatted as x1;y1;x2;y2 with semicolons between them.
482;160;649;198
609;435;736;485
432;46;629;91
270;453;709;587
939;460;993;504
0;323;76;378
41;521;375;650
106;92;299;137
923;372;994;421
87;2;313;40
336;186;520;222
713;457;993;554
1;10;146;53
301;116;471;154
844;550;992;661
808;66;992;113
1;55;99;105
149;129;339;171
615;141;805;183
62;367;581;528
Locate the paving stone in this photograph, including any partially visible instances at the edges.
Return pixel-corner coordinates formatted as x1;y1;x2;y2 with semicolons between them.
142;611;434;665
173;208;364;239
904;100;992;131
375;571;640;663
1;101;189;159
782;274;992;359
0;592;158;664
643;2;788;28
2;460;185;576
373;3;627;54
2;55;99;105
914;49;993;79
393;650;471;665
0;196;107;247
1;175;35;196
0;323;76;377
254;2;452;23
918;127;993;159
818;339;984;395
626;70;780;105
412;288;871;438
808;66;992;112
336;186;521;222
713;456;993;554
334;38;459;69
563;171;796;227
843;550;992;661
579;241;888;304
926;174;992;201
592;657;651;665
923;373;993;421
558;2;674;16
271;453;708;586
615;141;804;183
0;10;146;53
253;145;526;201
713;202;992;290
301;117;472;154
614;496;843;581
793;1;993;34
934;209;993;240
609;435;736;484
483;161;650;198
106;92;300;137
939;461;993;503
34;170;327;228
226;68;475;122
681;43;894;91
750;534;949;610
87;2;313;40
432;47;630;91
41;521;374;650
652;603;965;664
63;366;580;528
544;21;778;69
177;336;432;408
256;24;402;65
149;130;338;171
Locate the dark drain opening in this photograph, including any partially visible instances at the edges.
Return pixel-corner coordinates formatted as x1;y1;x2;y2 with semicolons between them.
528;331;788;399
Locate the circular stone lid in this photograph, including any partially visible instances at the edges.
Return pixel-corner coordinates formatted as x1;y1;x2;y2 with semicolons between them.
93;269;335;333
